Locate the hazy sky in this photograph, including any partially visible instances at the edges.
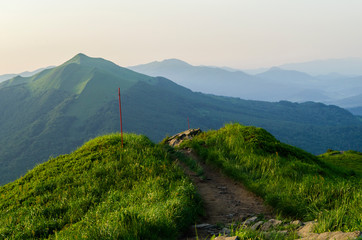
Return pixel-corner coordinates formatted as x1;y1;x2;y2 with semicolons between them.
1;0;362;74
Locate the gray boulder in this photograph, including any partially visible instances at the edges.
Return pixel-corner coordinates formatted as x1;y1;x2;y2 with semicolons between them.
165;128;202;147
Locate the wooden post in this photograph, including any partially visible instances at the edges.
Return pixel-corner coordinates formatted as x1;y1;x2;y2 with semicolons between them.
118;88;123;148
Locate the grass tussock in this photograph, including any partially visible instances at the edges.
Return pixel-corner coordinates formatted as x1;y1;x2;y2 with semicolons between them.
181;123;362;233
319;150;362;176
0;133;201;239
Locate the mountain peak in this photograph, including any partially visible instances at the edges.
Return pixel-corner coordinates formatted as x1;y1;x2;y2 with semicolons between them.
259;66;312;77
269;66;283;71
153;58;192;67
75;53;88;58
26;53;152;97
67;53;91;64
128;58;193;75
162;58;189;64
61;53;131;74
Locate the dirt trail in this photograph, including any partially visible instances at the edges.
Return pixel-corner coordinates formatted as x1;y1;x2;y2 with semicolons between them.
179;148;273;239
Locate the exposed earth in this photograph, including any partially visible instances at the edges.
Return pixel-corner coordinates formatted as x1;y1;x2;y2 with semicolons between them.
178;148;274;240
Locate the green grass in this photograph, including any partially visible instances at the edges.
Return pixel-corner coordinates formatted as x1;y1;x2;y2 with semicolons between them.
0;133;201;239
319;150;362;175
164;145;205;178
180;123;362;233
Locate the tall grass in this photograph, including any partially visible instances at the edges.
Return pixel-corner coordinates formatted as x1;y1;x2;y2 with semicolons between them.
181;123;362;232
0;133;201;239
319;150;362;176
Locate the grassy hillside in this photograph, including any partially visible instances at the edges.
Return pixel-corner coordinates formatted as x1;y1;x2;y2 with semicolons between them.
0;134;200;239
319;150;362;175
180;123;361;232
1;53;362;185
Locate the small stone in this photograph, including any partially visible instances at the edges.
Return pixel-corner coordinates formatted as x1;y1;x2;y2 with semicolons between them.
290;220;303;227
260;219;282;231
250;221;264;230
195;223;213;228
214;236;239;240
298;231;361;240
221;227;231;235
243;216;258;226
319;231;361;240
226;213;234;219
297;221;317;238
320;232;338;239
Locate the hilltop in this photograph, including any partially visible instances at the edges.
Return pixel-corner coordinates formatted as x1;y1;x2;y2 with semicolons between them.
0;133;200;239
1;53;362;185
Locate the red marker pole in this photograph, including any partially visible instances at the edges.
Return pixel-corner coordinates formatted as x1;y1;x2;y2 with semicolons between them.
118;88;123;148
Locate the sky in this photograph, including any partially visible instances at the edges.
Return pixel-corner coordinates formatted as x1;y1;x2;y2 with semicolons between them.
1;0;362;75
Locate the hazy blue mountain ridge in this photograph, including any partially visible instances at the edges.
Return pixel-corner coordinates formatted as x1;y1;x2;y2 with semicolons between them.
278;58;362;76
347;106;362;116
130;58;362;110
0;74;17;83
130;59;292;101
0;66;54;83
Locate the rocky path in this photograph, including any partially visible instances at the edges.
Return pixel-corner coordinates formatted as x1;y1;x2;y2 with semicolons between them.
168;129;361;240
177;148;362;240
178;148;273;239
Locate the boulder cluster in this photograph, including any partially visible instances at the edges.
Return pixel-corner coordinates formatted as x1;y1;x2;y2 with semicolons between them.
196;216;361;240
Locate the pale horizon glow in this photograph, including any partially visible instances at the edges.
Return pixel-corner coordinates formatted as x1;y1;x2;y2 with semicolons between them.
1;0;362;75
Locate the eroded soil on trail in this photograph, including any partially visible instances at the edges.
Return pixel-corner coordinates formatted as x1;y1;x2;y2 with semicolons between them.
179;148;274;240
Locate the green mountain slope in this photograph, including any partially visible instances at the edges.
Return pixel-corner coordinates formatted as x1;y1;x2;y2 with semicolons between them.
319;150;362;175
1;53;362;185
0;133;200;239
179;123;361;232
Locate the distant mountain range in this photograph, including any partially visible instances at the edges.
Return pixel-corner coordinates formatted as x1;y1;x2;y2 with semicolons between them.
242;58;362;76
0;66;54;83
348;106;362;116
130;59;275;100
278;58;362;76
1;54;362;185
129;59;362;112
